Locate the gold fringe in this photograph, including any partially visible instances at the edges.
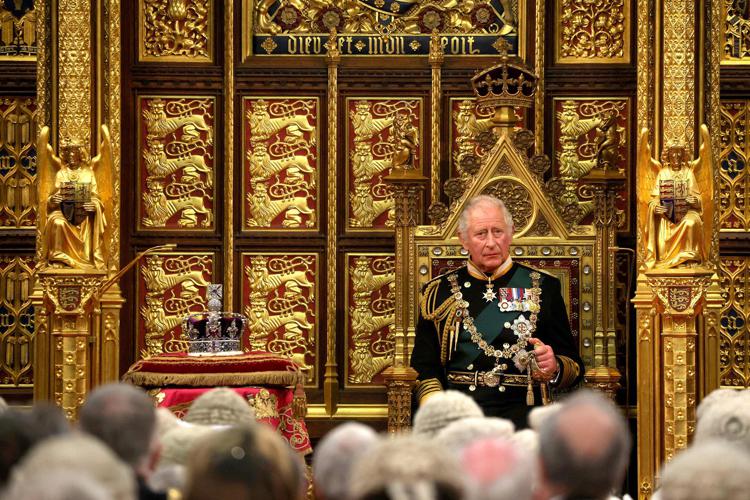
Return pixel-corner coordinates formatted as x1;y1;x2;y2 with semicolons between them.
122;370;304;388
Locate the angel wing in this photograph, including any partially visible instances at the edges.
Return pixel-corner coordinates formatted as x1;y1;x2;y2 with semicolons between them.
691;124;714;260
91;124;114;271
35;126;61;263
636;127;661;245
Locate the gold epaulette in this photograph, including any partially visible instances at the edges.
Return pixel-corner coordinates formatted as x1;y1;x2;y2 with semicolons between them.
516;262;557;280
420;269;460;322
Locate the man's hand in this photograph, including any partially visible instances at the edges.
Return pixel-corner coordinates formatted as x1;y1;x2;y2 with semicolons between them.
654;204;667;215
529;338;558;382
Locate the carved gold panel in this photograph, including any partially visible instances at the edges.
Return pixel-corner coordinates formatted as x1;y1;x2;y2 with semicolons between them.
242;97;319;231
0;2;36;59
0;97;37;229
138;96;215;230
723;0;750;63
245;0;523;58
241;253;318;385
555;0;629;63
346;97;423;231
344;253;395;387
719;257;750;387
719;101;750;231
136;252;214;359
139;0;212;62
0;256;35;387
449;97;524;179
552;98;630;230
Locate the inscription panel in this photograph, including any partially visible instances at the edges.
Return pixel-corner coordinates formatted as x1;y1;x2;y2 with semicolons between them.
0;97;38;229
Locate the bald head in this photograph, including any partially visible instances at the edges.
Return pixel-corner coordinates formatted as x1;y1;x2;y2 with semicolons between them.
539;390;630;500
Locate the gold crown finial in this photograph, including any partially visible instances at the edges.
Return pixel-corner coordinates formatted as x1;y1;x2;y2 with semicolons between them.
470;38;536;110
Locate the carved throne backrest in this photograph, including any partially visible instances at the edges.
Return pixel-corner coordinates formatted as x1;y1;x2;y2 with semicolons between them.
410;128;597;368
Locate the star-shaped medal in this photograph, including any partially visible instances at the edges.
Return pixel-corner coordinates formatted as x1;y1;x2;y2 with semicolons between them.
482;284;497;302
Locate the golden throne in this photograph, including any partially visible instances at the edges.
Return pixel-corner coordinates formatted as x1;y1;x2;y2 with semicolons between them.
383;44;607;431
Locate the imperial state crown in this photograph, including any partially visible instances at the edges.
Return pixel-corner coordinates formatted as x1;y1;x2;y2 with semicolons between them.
182;284;246;356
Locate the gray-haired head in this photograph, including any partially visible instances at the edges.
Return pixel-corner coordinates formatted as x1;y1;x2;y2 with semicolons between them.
528;402;564;432
457;195;514;237
461;437;536;500
184;387;256;426
435;417;514;457
4;469;112;500
413;390;484;438
79;383;157;469
695;396;750;453
9;433;136;500
538;390;631;500
349;434;464;500
660;441;750;500
312;422;379;500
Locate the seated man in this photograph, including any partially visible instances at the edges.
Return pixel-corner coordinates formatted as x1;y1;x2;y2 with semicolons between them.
410;195;584;428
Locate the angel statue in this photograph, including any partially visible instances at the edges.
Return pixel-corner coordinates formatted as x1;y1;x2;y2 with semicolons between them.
638;125;713;270
37;125;113;270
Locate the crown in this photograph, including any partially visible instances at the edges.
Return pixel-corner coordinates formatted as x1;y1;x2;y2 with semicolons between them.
470;38;537;110
182;284;246;356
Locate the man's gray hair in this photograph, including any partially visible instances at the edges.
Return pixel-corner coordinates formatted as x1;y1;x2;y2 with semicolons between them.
79;383;156;468
538;390;631;500
312;422;379;500
4;469;111;500
660;441;750;500
457;195;514;236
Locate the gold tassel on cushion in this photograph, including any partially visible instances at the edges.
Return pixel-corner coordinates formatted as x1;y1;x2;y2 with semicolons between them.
292;383;307;419
526;364;534;406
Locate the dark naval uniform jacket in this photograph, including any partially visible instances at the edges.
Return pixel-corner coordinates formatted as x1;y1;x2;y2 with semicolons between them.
410;259;584;428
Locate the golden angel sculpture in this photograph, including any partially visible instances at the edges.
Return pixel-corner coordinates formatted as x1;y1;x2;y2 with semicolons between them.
37;126;113;270
638;125;713;270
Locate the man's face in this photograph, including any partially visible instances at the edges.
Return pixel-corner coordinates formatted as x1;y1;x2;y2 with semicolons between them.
458;203;513;273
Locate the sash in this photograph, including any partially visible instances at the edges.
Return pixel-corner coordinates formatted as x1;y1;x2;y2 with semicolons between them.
449;304;522;369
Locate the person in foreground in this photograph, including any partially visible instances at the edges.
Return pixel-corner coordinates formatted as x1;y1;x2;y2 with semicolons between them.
410;195;584;428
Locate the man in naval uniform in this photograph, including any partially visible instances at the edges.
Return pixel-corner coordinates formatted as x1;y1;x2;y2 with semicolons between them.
411;195;584;428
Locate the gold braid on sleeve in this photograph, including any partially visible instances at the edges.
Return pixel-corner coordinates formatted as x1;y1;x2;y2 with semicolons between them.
556;355;581;388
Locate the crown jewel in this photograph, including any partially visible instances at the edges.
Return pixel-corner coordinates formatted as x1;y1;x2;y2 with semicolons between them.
471;38;537;110
183;284;246;356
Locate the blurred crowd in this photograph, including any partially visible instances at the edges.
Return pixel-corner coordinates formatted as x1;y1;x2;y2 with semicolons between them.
1;384;750;500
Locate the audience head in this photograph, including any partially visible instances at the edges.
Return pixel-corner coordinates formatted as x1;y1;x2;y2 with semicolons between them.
349;434;464;500
695;394;750;453
528;402;563;432
159;423;219;467
7;433;136;500
185;424;305;500
312;422;378;500
435;416;514;457
659;441;750;500
155;406;179;436
461;437;535;500
413;390;484;438
79;383;158;474
510;428;539;456
0;396;7;415
184;388;255;426
3;469;111;500
538;390;631;500
696;388;745;421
